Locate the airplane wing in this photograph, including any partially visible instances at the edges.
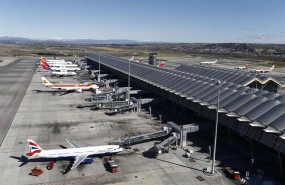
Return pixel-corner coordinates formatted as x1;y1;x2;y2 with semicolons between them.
65;139;81;148
71;155;88;170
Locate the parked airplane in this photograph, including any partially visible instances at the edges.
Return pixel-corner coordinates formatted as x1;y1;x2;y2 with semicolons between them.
158;61;165;68
41;63;77;76
46;63;79;68
50;69;77;76
252;65;275;73
50;65;81;71
41;60;81;71
41;56;65;63
26;139;123;170
235;64;249;70
41;77;99;93
41;57;75;66
200;59;217;65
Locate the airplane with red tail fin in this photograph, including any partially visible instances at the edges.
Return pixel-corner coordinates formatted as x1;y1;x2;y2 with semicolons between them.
41;77;99;93
26;139;123;170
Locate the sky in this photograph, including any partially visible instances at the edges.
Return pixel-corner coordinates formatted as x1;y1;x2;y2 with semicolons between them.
0;0;284;43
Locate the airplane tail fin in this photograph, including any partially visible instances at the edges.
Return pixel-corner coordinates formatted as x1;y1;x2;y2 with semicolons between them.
41;57;47;63
26;139;43;157
159;62;165;68
130;56;134;61
41;60;49;67
41;63;49;70
271;65;275;70
41;77;53;86
138;58;143;63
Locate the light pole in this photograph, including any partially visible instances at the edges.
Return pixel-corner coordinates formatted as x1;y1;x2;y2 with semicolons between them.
127;58;130;102
98;53;101;82
212;80;221;175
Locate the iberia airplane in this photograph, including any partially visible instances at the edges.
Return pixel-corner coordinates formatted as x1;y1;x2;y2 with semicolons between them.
41;77;99;93
41;56;66;63
26;139;123;170
252;65;275;73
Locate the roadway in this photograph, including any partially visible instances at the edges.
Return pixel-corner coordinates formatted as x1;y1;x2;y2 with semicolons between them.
0;58;36;145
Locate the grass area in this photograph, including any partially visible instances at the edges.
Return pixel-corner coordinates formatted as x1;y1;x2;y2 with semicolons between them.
93;47;129;52
262;61;285;68
92;47;189;58
156;52;188;57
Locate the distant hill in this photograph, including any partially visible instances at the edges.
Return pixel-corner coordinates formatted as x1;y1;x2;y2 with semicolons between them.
0;36;146;45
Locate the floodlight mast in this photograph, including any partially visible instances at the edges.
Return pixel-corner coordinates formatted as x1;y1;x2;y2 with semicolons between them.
128;58;131;102
212;80;221;175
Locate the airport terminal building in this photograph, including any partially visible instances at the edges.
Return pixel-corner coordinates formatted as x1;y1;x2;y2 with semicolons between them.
86;53;285;173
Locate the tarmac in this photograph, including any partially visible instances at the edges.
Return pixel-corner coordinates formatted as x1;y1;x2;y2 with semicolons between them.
0;58;36;145
160;55;285;82
0;58;239;185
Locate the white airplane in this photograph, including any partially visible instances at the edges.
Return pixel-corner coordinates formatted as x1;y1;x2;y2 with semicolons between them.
235;64;249;70
26;139;123;170
40;63;78;76
49;65;81;71
41;77;99;93
252;65;275;73
50;69;77;76
46;63;79;68
41;57;77;66
41;60;81;71
41;56;65;63
200;59;217;65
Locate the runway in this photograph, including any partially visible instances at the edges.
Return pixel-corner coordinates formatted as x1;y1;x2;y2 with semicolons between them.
0;59;36;145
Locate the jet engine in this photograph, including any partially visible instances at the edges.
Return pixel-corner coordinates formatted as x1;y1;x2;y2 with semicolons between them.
82;157;94;164
91;84;99;90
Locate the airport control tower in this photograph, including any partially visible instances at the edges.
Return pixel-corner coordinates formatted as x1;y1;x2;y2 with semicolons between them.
149;52;157;66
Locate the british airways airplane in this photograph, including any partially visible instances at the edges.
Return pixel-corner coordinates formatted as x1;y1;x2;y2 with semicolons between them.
26;139;123;170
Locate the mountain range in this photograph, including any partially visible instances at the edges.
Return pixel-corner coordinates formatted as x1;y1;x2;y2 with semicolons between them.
0;36;148;45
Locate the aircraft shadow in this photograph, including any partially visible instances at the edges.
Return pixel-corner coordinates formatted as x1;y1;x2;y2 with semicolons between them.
10;155;72;174
10;155;54;167
31;90;72;96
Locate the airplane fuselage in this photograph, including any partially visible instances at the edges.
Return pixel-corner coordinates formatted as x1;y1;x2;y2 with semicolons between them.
50;66;81;71
51;71;77;76
32;145;122;158
252;69;271;73
48;63;78;67
47;84;97;90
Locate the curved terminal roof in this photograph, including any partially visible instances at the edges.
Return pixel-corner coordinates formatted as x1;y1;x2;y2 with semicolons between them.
86;54;285;142
175;64;284;87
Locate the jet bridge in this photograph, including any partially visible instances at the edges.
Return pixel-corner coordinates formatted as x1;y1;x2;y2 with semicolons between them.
154;134;177;154
109;126;171;147
167;121;199;147
89;100;137;114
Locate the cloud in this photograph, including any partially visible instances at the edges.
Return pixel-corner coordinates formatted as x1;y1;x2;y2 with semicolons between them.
247;34;283;40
